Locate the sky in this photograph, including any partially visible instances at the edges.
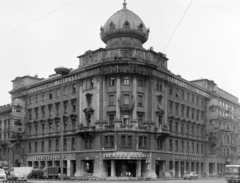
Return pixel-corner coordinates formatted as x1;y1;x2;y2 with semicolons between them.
0;0;240;106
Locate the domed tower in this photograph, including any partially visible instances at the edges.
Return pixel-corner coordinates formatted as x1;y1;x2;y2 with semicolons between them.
100;0;149;50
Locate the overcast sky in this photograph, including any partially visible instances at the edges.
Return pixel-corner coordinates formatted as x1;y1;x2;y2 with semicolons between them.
0;0;240;106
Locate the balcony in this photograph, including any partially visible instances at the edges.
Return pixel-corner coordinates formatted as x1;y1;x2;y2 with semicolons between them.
78;126;95;132
155;125;170;139
120;124;133;129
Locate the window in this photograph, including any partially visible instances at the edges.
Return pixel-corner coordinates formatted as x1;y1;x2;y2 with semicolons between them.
49;122;53;133
123;94;129;105
90;79;94;89
64;119;68;131
175;140;178;152
181;123;184;134
85;137;92;148
169;101;173;113
105;136;114;147
186;141;189;152
138;114;143;126
196;110;199;121
64;86;68;95
110;77;115;86
56;121;60;131
29;142;32;152
181;90;184;99
35;108;38;119
28;125;32;135
42;92;45;101
28;109;32;120
192;142;194;153
201;144;204;154
192;94;194;103
56;103;60;115
169;139;172;151
109;95;115;106
187;92;189;101
175;122;178;132
192;108;195;119
175;103;179;115
187;107;190;118
56;139;59;151
57;88;60;97
49;90;52;99
121;135;132;147
36;94;39;102
29;96;32;103
157;115;162;128
157;139;164;150
175;88;179;98
139;136;147;148
138;95;143;106
35;142;38;152
197;97;199;105
72;138;75;150
64;101;68;113
196;143;199;154
64;138;67;151
123;114;129;125
72;100;76;112
156;81;162;91
48;140;51;151
181;140;184;152
109;114;115;125
41;124;45;134
35;124;38;134
123;77;130;86
72;118;76;130
72;83;76;93
86;115;91;126
41;141;44;152
41;106;45;118
169;86;172;95
138;79;143;87
181;105;184;117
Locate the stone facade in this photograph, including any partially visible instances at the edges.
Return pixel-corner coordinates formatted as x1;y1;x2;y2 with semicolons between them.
5;1;240;179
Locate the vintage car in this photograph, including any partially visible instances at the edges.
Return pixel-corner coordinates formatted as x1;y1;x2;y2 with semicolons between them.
7;172;27;181
183;172;198;180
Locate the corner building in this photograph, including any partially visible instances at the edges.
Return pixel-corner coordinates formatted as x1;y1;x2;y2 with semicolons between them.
9;2;238;179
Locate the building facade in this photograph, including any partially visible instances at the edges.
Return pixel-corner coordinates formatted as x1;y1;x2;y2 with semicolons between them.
7;1;240;179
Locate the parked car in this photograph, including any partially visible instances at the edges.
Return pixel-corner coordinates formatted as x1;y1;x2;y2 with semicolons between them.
0;168;6;181
7;172;27;181
183;172;198;180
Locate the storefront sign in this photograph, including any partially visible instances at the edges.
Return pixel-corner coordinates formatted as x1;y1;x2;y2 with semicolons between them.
36;155;65;161
103;152;148;159
175;157;199;161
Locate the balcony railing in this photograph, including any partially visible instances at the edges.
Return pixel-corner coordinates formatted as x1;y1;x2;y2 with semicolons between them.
79;126;95;131
138;125;147;130
0;140;10;145
105;125;115;131
120;124;133;129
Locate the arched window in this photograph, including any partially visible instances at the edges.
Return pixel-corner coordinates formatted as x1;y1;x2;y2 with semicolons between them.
123;20;130;28
109;21;115;30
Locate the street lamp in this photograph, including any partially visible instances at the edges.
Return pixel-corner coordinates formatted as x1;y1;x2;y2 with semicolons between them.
54;66;70;180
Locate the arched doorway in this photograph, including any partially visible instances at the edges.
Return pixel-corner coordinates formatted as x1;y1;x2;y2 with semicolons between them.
14;159;20;167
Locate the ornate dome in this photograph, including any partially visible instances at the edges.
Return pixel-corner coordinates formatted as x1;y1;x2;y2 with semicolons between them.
100;1;149;49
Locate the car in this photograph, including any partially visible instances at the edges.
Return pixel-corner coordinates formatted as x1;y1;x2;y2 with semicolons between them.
183;172;198;180
0;168;6;181
7;172;27;181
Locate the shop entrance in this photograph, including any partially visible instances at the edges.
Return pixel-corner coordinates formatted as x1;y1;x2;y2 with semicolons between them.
116;160;136;177
82;160;94;175
155;160;165;178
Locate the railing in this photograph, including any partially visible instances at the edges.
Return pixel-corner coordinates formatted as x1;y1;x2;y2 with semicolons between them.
138;125;147;130
120;124;133;129
105;125;115;131
155;125;169;133
79;126;95;131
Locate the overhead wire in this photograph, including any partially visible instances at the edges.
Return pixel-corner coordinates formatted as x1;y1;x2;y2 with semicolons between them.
163;0;194;53
0;0;77;40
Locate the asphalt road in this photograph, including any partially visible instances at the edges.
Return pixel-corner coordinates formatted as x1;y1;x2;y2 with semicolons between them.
25;177;227;183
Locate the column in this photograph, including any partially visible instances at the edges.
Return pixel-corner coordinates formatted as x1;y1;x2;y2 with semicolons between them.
79;81;83;124
164;82;168;126
67;160;71;177
136;160;142;177
184;161;187;175
74;159;82;177
178;161;181;178
116;76;121;120
111;160;116;177
188;161;191;173
132;76;137;121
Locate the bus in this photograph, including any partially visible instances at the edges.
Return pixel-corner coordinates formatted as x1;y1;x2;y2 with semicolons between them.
225;165;240;183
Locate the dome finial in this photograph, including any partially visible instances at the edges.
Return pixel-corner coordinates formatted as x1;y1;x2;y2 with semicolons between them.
123;0;127;9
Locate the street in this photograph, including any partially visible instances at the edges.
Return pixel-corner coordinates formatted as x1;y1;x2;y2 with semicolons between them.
26;177;227;183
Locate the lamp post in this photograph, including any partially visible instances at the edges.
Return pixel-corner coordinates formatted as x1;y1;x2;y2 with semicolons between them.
54;66;70;180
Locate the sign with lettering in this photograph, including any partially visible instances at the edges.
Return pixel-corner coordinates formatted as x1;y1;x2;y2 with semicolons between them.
103;152;148;159
36;155;65;161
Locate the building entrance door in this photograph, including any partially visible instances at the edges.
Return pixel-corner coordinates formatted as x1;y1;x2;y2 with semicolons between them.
115;160;136;177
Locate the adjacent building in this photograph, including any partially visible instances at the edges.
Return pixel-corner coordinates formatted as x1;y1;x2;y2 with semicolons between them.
4;1;240;179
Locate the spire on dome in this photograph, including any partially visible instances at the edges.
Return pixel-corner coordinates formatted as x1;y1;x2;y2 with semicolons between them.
123;0;127;9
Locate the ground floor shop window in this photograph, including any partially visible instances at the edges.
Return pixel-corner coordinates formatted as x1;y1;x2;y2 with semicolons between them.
83;160;94;174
